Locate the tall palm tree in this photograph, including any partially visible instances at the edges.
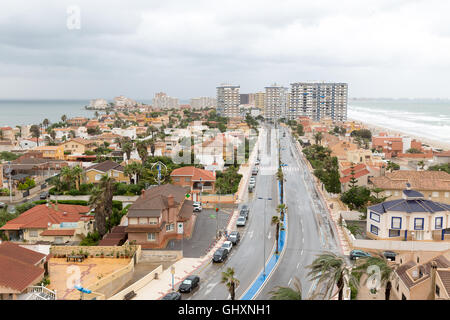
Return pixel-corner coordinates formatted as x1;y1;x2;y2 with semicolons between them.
122;142;133;161
89;174;115;237
277;204;287;221
30;124;41;146
269;277;302;300
136;140;149;164
42;118;49;129
71;165;84;190
60;166;74;189
271;215;282;254
276;167;285;203
307;252;358;300
353;252;396;300
124;162;143;184
221;267;240;300
314;132;323;145
61;114;67;123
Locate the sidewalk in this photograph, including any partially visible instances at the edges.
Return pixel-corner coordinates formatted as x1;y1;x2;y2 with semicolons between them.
132;130;262;300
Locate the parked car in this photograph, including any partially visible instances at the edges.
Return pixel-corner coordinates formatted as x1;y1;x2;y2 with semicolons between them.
383;251;397;261
236;216;246;227
255;159;260;165
227;231;240;245
193;201;201;207
178;275;200;293
252;168;258;175
39;191;49;200
248;184;254;193
221;240;233;253
212;248;229;263
249;177;256;184
241;204;249;212
161;292;182;300
0;202;6;208
239;209;248;220
193;204;202;212
7;205;15;214
349;250;371;260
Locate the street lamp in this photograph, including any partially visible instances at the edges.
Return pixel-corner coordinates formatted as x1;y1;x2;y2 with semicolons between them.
171;266;176;292
258;196;272;278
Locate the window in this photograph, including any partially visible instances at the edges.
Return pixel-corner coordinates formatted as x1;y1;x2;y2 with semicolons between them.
29;230;38;237
370;225;379;235
389;230;401;237
385;191;392;196
95;174;102;181
436;217;443;230
139;218;147;224
436;285;440;297
394;191;399;196
391;217;402;229
147;233;156;241
370;212;380;223
432;192;439;198
129;218;137;225
166;224;174;232
174;177;180;182
445;192;449;198
185;177;191;182
414;218;424;230
149;218;158;225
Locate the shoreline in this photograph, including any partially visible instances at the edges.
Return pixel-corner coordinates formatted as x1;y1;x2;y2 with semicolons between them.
349;118;450;151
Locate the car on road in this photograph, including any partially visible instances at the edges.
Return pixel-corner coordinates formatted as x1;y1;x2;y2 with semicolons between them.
161;292;182;300
212;248;229;263
239;209;248;220
349;250;372;260
39;191;49;200
249;176;256;183
227;231;240;245
221;240;233;253
193;203;202;212
248;184;254;193
241;204;249;212
255;159;260;165
383;251;397;261
178;275;200;293
252;168;258;175
0;202;6;208
236;216;246;227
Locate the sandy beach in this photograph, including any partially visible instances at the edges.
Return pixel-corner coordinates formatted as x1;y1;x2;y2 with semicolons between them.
348;118;450;151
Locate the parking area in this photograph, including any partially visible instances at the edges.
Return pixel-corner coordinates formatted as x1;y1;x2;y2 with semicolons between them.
166;207;235;258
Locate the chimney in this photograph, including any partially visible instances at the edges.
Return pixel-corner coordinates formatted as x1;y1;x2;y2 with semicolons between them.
168;194;174;208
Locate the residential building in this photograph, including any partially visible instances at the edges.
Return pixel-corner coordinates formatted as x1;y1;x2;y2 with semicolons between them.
255;92;265;109
152;92;179;109
263;84;288;121
125;184;195;249
366;187;450;241
114;96;137;108
289;82;348;121
0;141;15;152
84;160;129;184
0;242;47;300
433;151;450;165
0;127;14;141
61;138;97;155
0;203;93;243
391;250;450;300
170;166;216;201
240;94;250;105
339;163;372;192
89;98;109;109
369;171;450;204
32;145;64;160
217;84;240;118
67;117;88;127
190;97;217;109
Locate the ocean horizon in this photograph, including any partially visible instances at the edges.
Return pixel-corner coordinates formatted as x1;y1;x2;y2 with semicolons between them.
0;98;449;144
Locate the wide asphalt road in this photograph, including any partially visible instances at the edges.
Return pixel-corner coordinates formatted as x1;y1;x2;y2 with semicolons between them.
186;125;280;300
256;125;341;300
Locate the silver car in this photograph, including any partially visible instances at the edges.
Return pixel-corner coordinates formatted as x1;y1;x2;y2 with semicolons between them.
236;216;246;227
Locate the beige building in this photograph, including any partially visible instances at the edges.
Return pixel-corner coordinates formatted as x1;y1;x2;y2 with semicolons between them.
370;171;450;204
263;84;288;121
61;138;97;155
84;160;129;184
217;84;240;118
255;92;265;109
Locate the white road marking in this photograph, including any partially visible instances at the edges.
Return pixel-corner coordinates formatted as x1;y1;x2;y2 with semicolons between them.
297;262;301;269
268;231;271;240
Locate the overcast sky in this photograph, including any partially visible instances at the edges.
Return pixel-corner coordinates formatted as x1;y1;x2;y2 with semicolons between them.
1;0;450;100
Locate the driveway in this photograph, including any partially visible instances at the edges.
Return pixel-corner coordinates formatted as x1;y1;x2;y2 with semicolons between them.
166;207;235;258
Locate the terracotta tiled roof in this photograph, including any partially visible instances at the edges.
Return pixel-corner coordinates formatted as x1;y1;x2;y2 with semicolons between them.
86;160;124;173
170;166;215;181
371;171;450;191
0;204;90;231
340;168;370;183
0;242;46;293
40;229;75;236
437;270;450;296
435;151;450;157
341;163;367;176
65;138;95;145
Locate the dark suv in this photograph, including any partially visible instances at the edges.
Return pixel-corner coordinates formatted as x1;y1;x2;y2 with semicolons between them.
178;275;200;293
161;292;182;300
212;248;228;263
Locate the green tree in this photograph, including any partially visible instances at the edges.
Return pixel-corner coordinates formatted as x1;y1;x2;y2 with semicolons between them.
122;142;133;161
314;132;323;145
89;175;116;237
269;277;302;300
271;215;282;255
307;252;358;300
221;267;240;300
30;125;41;146
61;114;67;123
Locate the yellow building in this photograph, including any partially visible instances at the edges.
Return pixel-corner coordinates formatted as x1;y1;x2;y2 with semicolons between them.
255;92;265;109
61;138;97;155
33;145;64;160
85;160;129;184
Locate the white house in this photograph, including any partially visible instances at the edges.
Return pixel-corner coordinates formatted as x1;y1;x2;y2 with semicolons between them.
367;187;450;242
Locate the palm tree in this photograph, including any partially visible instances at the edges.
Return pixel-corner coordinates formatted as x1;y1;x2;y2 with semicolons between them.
71;165;84;190
418;160;425;170
277;204;287;221
60;166;74;189
42;118;49;129
124;162;143;184
0;130;3;141
276;167;285;203
136;140;149;164
122;142;133;161
61;114;67;123
353;252;396;300
89;175;115;237
30;124;41;146
269;277;302;300
314;132;323;145
271;215;282;254
48;129;56;141
307;252;358;300
221;267;240;300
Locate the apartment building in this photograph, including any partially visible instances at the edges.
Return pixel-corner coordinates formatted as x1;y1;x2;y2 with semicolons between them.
152;92;179;109
217;84;240;118
255;92;265;109
263;84;288;121
289;82;348;121
190;97;217;109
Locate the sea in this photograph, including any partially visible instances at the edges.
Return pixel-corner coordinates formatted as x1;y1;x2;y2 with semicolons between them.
0;98;449;144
